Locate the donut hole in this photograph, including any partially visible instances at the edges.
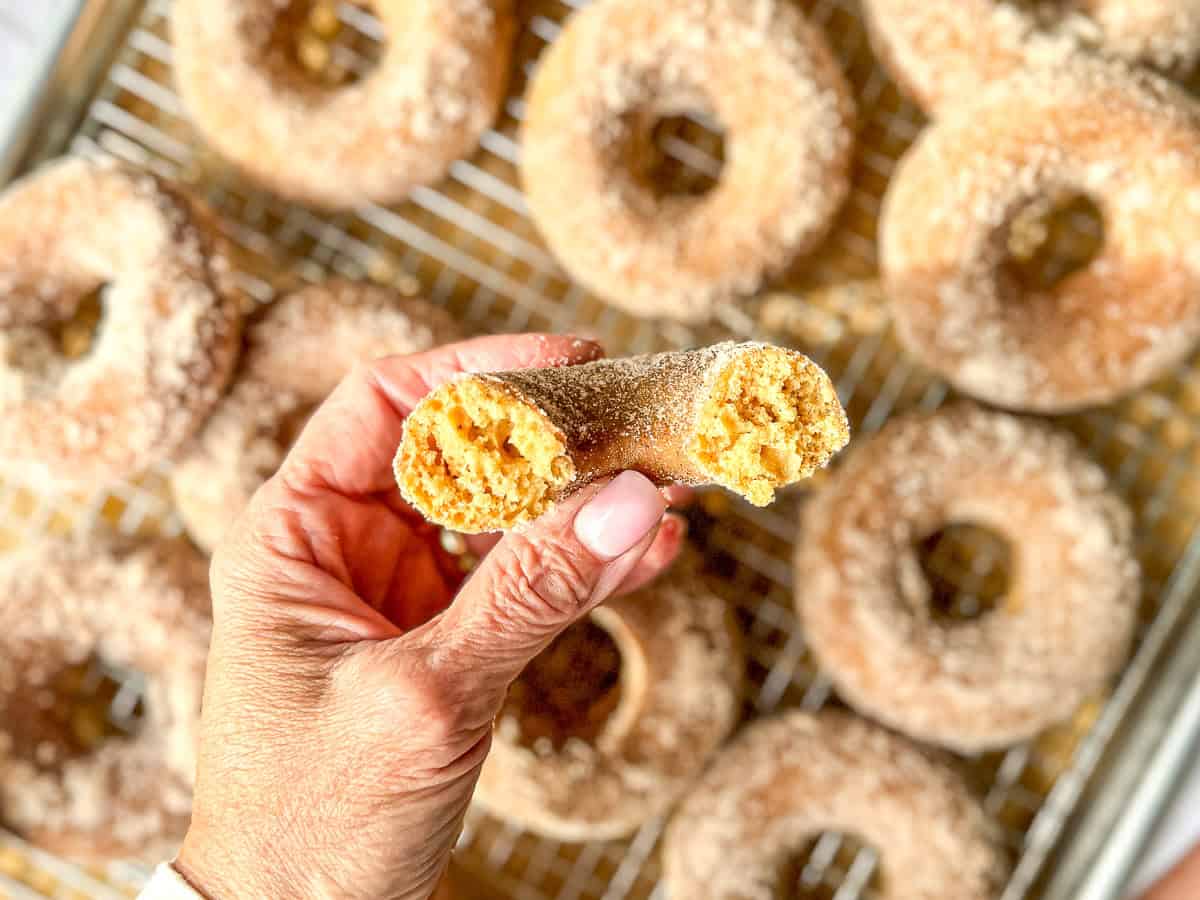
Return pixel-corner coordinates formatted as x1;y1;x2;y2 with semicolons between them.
776;833;881;899
48;283;106;361
2;654;145;772
689;347;849;507
2;283;108;392
396;378;575;533
916;523;1012;622
999;190;1104;293
263;1;383;89
628;112;726;200
500;618;622;752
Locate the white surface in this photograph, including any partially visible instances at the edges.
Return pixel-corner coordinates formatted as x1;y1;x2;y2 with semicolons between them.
1127;765;1200;895
0;0;1197;897
0;1;79;153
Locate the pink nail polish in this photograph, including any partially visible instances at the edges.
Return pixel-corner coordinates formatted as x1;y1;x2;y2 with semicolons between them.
574;471;666;559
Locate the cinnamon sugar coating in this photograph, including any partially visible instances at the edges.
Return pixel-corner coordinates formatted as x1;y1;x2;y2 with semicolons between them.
476;558;744;841
521;0;855;321
172;0;516;208
0;537;211;863
795;406;1139;752
662;710;1006;900
172;280;459;551
864;0;1200;113
394;342;849;533
0;157;241;483
882;60;1200;412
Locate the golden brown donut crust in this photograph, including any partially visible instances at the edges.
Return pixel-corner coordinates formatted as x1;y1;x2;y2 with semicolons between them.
395;342;849;533
171;280;459;551
662;710;1006;900
475;559;744;841
0;537;211;863
521;0;855;321
881;60;1200;412
0;158;241;484
172;0;516;208
795;406;1139;752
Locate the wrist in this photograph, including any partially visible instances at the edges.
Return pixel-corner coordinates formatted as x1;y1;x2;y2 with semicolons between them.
177;824;310;900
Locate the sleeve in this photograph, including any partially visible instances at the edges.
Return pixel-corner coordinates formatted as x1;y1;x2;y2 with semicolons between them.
136;863;206;900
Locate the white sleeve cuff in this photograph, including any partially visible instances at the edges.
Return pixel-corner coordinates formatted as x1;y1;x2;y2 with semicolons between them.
137;863;205;900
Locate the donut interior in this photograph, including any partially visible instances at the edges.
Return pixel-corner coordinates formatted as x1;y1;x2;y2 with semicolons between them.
499;618;623;752
688;347;849;506
397;378;575;533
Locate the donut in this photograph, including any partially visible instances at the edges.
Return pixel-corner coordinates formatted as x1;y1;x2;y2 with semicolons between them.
395;342;849;533
0;157;241;483
795;405;1139;752
475;559;743;840
881;60;1200;412
171;0;516;208
521;0;855;321
863;0;1200;113
172;280;459;551
661;710;1006;900
0;537;211;862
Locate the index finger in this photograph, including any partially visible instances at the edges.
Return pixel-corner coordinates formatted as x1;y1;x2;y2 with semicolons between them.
280;333;604;498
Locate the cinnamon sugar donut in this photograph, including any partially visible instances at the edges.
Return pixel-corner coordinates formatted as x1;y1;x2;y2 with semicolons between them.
0;537;211;862
172;0;516;208
662;710;1006;900
881;60;1200;412
0;157;240;483
521;0;855;321
475;560;743;841
864;0;1200;113
396;342;849;533
172;280;458;551
795;406;1139;752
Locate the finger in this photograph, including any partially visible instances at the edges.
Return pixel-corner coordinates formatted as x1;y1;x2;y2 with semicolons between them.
282;334;604;498
426;471;667;686
661;485;696;508
615;511;688;596
1143;844;1200;900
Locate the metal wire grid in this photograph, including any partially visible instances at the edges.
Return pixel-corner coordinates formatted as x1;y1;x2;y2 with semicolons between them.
4;0;1200;897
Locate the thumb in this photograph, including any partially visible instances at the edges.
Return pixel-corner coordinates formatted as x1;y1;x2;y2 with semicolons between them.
431;471;667;683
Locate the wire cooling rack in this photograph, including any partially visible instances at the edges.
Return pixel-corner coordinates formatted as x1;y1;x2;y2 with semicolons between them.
5;0;1200;898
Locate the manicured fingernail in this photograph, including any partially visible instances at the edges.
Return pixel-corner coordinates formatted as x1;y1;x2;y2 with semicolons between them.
574;471;666;559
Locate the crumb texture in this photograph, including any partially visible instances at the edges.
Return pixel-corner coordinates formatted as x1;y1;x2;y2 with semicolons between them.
477;557;743;840
397;377;575;533
395;343;846;530
690;345;849;506
795;405;1139;752
662;710;1006;900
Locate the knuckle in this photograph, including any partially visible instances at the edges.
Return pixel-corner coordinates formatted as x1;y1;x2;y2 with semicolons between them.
346;651;487;772
490;536;595;629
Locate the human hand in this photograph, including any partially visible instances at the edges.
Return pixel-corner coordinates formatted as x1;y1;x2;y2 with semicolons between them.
1141;842;1200;899
174;334;687;899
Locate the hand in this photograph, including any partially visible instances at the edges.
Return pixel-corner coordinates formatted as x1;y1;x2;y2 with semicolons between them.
174;334;686;899
1142;842;1200;900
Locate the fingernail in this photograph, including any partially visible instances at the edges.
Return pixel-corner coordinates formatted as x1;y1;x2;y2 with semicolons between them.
574;471;666;559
